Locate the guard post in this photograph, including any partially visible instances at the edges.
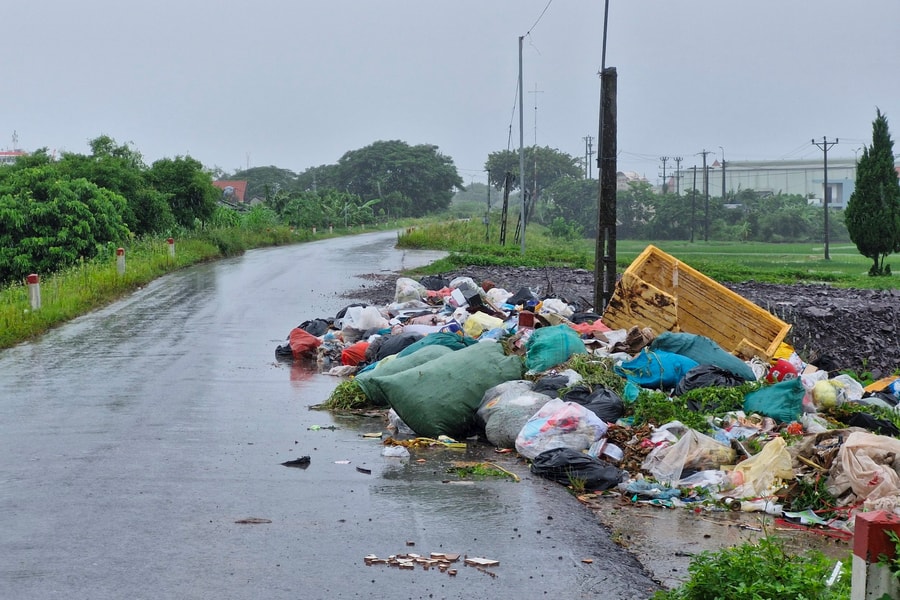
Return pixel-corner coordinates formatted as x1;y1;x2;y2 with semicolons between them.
851;510;900;599
26;274;41;310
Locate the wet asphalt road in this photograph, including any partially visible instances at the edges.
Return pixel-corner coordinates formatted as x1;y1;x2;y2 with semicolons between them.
0;230;660;600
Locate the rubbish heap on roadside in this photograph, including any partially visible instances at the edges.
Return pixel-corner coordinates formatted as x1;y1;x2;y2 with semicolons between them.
275;245;900;539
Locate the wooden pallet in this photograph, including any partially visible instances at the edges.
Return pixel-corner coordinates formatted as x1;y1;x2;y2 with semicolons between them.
602;245;790;360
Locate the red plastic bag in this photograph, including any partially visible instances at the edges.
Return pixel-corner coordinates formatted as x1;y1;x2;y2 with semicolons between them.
289;327;322;359
341;341;369;366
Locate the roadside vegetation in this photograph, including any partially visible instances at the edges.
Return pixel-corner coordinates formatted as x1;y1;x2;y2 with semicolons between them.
398;217;895;290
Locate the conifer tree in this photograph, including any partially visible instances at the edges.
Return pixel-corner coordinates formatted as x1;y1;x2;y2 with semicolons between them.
844;109;900;275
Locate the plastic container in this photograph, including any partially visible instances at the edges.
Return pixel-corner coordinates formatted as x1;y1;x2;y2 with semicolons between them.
739;499;783;515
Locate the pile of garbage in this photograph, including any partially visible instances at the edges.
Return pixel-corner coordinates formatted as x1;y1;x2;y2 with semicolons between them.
275;261;900;538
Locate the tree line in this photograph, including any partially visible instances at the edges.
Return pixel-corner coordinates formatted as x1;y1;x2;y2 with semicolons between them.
3;109;897;284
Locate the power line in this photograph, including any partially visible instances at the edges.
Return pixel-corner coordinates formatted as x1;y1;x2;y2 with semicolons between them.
525;0;554;35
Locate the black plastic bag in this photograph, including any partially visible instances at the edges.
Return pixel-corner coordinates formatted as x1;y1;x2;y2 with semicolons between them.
846;412;900;437
419;275;450;291
532;375;571;398
507;286;539;307
561;384;625;423
675;364;745;397
531;448;625;491
298;318;331;337
372;332;424;361
570;311;604;325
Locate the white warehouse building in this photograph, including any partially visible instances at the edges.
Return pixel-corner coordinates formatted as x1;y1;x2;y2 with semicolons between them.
673;158;900;210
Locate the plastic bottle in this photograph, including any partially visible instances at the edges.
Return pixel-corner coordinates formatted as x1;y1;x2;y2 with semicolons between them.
739;499;783;515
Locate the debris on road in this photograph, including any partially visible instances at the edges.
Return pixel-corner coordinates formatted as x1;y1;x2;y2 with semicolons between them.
363;550;470;576
234;517;272;524
277;247;900;548
280;455;311;468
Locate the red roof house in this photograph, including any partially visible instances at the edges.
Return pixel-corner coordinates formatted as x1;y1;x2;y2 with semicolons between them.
212;180;248;203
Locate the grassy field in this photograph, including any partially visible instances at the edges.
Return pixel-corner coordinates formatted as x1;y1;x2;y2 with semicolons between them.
3;217;895;350
398;219;897;290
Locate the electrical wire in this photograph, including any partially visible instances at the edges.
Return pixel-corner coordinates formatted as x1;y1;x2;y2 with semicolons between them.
525;0;553;36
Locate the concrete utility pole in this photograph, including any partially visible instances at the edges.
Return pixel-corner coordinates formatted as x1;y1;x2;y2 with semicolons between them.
659;156;669;194
518;36;526;255
812;136;839;260
719;146;726;200
583;136;595;178
700;149;712;241
529;84;544;147
690;166;697;243
674;156;683;197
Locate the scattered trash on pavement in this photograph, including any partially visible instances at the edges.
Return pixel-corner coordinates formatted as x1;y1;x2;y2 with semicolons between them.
276;246;900;544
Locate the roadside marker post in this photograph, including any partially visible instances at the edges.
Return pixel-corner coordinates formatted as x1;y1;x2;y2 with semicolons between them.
116;247;125;276
851;510;900;599
167;238;175;258
26;274;41;310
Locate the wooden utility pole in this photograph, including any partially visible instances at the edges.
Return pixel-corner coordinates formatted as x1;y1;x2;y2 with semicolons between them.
594;67;617;312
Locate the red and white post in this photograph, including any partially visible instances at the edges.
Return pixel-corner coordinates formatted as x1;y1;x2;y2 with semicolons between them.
851;510;900;599
26;274;41;310
116;247;125;275
167;237;175;258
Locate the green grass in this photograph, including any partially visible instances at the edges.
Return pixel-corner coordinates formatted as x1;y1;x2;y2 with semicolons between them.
398;218;897;290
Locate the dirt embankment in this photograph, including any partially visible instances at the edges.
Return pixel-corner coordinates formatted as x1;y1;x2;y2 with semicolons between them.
351;266;900;377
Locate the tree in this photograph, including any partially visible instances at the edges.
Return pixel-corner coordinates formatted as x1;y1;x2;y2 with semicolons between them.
296;164;341;193
231;166;300;202
845;109;900;275
0;164;129;282
148;156;220;228
58;136;175;235
616;181;656;239
484;146;582;214
335;140;463;217
542;177;598;237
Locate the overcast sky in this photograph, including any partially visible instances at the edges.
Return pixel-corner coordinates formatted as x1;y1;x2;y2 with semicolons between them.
4;1;898;185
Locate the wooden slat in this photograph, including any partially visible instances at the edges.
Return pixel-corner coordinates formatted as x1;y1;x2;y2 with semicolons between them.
602;245;790;360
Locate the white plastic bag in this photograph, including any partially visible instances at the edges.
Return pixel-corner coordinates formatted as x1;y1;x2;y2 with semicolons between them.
486;287;512;306
514;398;608;460
538;298;574;319
394;277;427;303
642;429;735;486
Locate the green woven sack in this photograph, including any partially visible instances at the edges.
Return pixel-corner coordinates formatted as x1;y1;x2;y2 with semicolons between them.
376;342;524;438
355;345;452;406
525;325;587;372
743;377;805;423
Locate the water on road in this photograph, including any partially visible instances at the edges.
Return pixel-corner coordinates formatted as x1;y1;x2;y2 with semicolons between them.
0;231;659;599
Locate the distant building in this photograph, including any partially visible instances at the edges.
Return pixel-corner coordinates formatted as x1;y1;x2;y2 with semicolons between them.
212;180;248;204
671;158;900;209
0;150;27;166
617;171;648;191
